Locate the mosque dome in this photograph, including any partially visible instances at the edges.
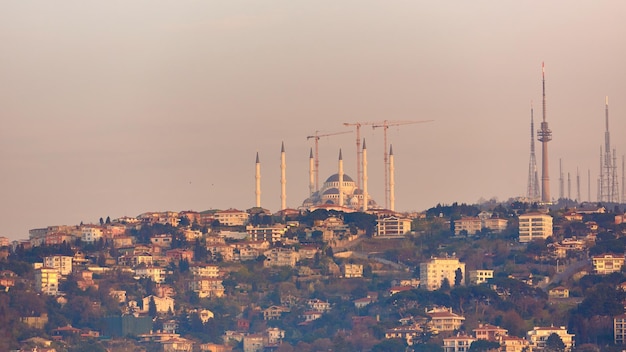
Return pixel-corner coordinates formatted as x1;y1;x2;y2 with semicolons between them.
322;188;340;195
325;173;354;183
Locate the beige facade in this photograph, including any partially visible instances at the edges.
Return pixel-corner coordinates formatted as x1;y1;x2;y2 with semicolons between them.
483;218;508;233
420;257;466;291
526;326;574;351
592;254;625;275
518;212;553;243
215;209;249;226
468;270;493;285
342;263;363;278
454;217;482;236
263;248;298;268
35;268;60;295
443;334;475;352
614;314;626;344
427;307;465;332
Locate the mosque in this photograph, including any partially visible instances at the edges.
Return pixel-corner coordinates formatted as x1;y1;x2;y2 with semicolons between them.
255;140;394;212
301;173;377;209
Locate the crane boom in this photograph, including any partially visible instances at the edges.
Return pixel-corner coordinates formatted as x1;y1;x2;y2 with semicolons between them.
372;119;434;209
306;130;352;192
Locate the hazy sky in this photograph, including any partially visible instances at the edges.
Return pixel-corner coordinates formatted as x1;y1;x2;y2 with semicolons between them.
1;1;625;239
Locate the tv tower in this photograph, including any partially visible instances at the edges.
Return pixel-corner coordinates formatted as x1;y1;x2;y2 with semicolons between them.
537;62;552;203
527;102;540;202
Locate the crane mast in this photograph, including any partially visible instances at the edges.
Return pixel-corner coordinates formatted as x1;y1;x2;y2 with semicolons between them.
372;119;433;209
306;130;351;192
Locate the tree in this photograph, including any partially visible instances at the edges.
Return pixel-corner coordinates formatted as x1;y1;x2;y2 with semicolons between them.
105;216;111;224
545;333;566;352
148;296;157;318
455;267;463;286
99;217;104;226
470;340;501;351
440;278;451;291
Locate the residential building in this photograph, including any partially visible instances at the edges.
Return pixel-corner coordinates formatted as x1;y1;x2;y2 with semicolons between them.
518;212;553;243
142;295;175;314
44;255;73;276
483;218;508;233
454;217;482;236
190;264;220;278
81;226;103;244
376;216;412;236
263;248;298;268
307;299;331;312
427;307;465;332
499;336;530;352
385;324;423;346
468;270;494;285
263;306;290;321
615;314;626;344
35;267;60;295
134;266;166;283
242;334;264;352
215;209;249;226
592;254;625;275
443;334;475;352
473;323;508;341
548;286;569;299
420;256;466;290
342;263;363;278
151;234;173;248
526;326;574;351
189;278;225;298
245;224;287;243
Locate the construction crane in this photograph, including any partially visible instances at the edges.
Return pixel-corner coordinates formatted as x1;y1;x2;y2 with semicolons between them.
342;122;376;194
307;130;352;192
372;119;433;209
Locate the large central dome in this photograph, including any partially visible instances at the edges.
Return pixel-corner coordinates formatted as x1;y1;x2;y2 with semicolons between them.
325;173;354;183
302;172;377;210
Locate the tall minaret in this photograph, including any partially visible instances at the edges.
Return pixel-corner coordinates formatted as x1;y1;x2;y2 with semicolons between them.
255;152;261;208
338;149;344;207
537;62;552;203
362;139;368;212
389;145;395;212
280;142;286;210
527;102;540;201
309;148;315;197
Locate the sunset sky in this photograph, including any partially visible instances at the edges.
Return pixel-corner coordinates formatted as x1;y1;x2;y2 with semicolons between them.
1;1;625;239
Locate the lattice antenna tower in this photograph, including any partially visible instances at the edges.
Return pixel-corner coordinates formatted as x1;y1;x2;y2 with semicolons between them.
527;102;540;201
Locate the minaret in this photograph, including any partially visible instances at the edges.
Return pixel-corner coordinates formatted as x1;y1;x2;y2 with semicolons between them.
309;148;315;197
389;145;395;212
559;159;564;199
537;62;552;203
338;149;344;207
362;139;368;212
280;142;286;210
567;172;571;200
255;152;261;208
527;102;540;201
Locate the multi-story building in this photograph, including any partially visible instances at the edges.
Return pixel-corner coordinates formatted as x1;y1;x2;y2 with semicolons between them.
35;267;60;295
615;314;626;345
592;254;625;275
142;295;175;314
245;224;287;243
454;217;482;236
420;257;466;291
263;248;298;268
134;266;166;283
44;255;73;276
468;270;493;285
427;307;465;332
483;218;508;233
214;209;249;227
342;263;363;278
81;226;104;243
376;216;412;236
190;265;220;278
473;323;507;341
499;336;530;352
518;212;553;243
189;279;225;298
526;326;574;351
443;334;475;352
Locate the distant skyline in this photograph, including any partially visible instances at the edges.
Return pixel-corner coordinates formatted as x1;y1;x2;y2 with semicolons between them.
1;1;625;240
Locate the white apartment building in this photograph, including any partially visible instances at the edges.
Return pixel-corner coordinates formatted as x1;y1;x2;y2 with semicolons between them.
342;263;364;278
44;255;73;276
614;314;626;344
245;224;287;243
263;248;298;268
443;334;475;352
376;216;413;236
189;278;225;298
526;326;574;351
35;267;60;295
420;257;466;291
483;218;508;233
518;212;553;243
134;266;166;283
190;264;220;278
